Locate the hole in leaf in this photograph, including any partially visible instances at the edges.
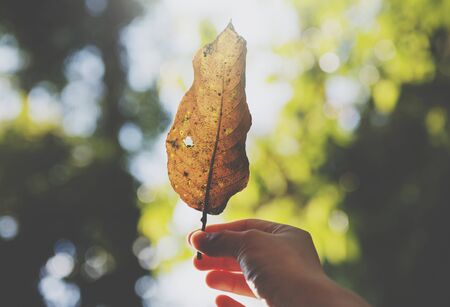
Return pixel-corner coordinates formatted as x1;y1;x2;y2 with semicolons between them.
183;136;194;148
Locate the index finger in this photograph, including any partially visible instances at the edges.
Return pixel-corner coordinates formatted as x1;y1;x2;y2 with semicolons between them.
204;219;282;233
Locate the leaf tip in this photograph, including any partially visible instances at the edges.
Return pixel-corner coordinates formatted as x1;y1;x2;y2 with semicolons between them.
226;20;235;32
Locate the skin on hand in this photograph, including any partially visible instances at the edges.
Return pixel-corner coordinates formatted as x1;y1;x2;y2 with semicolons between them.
188;219;370;307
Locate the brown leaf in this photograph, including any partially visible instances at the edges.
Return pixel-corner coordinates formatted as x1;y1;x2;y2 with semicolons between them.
166;23;251;215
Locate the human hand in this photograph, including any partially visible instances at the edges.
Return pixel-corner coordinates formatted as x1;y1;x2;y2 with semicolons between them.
188;219;370;307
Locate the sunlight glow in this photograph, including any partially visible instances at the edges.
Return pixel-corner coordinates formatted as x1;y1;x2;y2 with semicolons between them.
152;260;264;307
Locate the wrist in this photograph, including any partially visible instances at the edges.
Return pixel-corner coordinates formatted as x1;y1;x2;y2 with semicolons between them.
265;261;322;307
270;268;369;307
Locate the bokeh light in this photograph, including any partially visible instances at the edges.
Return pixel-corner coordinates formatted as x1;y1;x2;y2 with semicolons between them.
82;246;115;281
319;52;340;73
39;276;81;307
119;122;144;152
85;0;109;17
46;253;75;279
0;215;19;240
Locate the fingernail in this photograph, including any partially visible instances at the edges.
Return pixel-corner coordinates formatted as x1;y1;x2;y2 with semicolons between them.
187;229;202;246
190;230;211;247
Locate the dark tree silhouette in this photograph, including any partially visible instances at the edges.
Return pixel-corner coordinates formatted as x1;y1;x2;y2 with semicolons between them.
0;0;168;306
325;29;450;307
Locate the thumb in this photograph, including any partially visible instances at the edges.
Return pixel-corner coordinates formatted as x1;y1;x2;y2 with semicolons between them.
190;230;243;258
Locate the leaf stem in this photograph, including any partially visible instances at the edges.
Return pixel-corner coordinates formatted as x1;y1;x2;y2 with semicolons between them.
197;78;225;260
197;209;208;260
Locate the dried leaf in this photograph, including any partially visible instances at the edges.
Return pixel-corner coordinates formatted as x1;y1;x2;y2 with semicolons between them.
166;23;251;216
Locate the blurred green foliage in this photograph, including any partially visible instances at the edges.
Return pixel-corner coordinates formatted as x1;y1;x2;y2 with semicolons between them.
138;0;450;306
